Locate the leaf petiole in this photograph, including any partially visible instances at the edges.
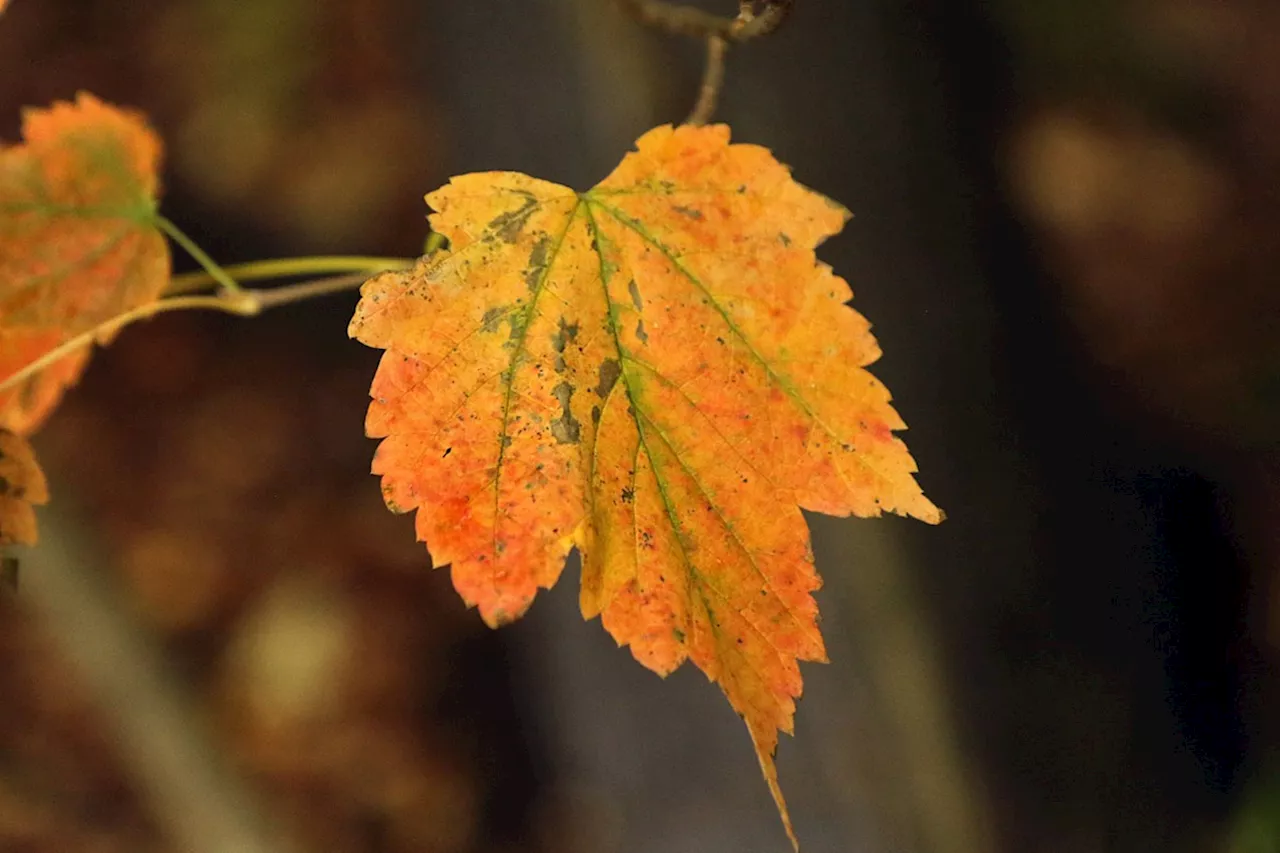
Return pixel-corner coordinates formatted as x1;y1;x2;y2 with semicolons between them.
154;216;245;296
166;255;414;296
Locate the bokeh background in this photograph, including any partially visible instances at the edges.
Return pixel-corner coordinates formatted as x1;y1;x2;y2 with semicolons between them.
1;1;1279;852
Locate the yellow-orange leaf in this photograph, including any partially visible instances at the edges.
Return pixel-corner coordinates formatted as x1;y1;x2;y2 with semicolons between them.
349;124;941;847
0;92;168;334
0;429;48;548
0;93;169;544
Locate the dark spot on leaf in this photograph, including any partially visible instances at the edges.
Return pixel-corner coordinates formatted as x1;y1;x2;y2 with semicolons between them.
621;486;634;503
778;232;791;246
627;279;644;311
551;317;578;353
481;306;506;333
591;404;601;425
502;310;532;350
443;447;452;458
635;320;649;344
551;317;578;374
523;233;553;292
595;359;621;399
487;191;538;243
550;382;581;444
671;205;704;220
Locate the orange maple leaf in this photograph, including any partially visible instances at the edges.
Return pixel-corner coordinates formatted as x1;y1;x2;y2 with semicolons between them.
349;123;941;847
0;92;169;540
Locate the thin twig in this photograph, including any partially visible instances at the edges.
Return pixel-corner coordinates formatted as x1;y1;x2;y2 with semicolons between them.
252;273;369;311
0;274;370;395
623;1;793;125
686;35;729;125
740;0;794;37
166;256;412;297
616;0;793;41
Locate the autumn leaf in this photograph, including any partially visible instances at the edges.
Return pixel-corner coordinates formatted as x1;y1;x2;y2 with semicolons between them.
0;92;168;335
0;92;169;543
0;429;47;549
349;123;941;847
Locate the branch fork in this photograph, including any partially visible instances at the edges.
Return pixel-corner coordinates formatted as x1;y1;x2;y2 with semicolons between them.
618;0;795;125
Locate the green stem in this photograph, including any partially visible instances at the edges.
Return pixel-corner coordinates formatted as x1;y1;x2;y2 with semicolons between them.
0;272;375;396
155;216;244;296
167;255;414;296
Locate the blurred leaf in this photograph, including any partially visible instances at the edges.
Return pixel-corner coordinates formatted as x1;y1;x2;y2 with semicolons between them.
0;92;169;543
0;428;47;548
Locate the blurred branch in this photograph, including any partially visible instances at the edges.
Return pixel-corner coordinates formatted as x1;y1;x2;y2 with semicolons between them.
813;518;994;853
617;0;793;42
621;1;794;125
686;34;728;124
19;510;301;853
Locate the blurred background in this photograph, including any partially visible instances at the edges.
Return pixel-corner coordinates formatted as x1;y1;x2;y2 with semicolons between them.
1;1;1278;851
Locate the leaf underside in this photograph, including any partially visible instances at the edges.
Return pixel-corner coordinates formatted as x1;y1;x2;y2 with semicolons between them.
349;123;941;848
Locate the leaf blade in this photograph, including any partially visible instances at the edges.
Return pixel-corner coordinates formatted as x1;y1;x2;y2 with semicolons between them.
350;123;942;846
